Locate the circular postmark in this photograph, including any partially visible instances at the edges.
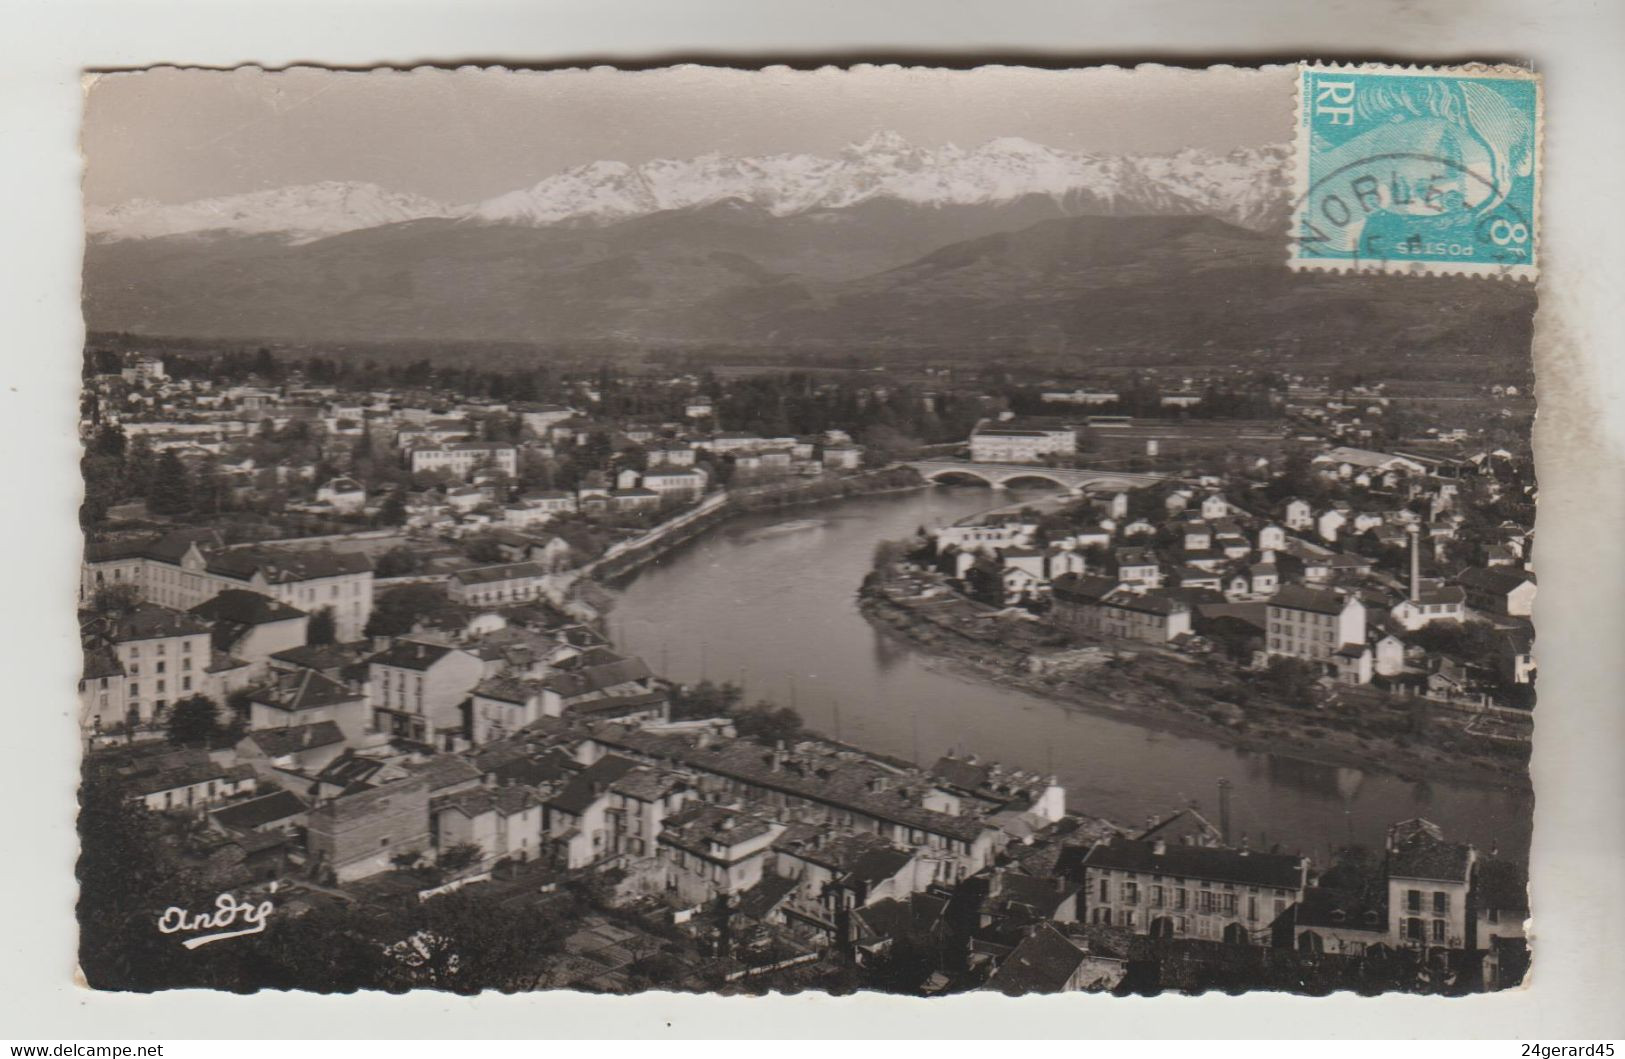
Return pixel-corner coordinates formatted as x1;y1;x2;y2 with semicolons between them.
1290;151;1535;276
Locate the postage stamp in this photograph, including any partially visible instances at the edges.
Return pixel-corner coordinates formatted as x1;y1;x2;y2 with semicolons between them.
1292;63;1541;279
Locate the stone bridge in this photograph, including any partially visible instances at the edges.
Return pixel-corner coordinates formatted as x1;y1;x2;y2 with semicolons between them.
902;460;1171;494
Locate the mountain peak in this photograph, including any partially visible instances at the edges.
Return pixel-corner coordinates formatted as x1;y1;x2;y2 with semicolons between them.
90;139;1294;242
847;129;916;155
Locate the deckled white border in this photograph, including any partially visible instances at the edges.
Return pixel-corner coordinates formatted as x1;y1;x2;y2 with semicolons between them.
1289;62;1542;281
4;17;1624;1040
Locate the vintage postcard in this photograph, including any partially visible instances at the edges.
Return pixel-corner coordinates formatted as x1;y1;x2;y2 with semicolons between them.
76;63;1537;997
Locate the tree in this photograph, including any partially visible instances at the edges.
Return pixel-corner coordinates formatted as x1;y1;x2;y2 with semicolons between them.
1259;657;1321;705
732;703;804;746
438;842;484;875
147;450;194;516
374;544;424;579
307;606;337;646
670;680;743;721
165;694;220;747
77;767;208;990
365;583;459;637
90;582;144;615
375;490;407;527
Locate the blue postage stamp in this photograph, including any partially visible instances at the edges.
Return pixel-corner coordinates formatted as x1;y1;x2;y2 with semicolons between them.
1292;63;1541;279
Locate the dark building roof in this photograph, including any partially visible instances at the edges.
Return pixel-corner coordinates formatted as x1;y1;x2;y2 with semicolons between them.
1081;836;1306;890
190;589;305;627
452;561;549;586
565;690;668;720
209;789;308;830
1387;833;1473;883
433;785;541;819
1101;589;1188;616
735;873;799;921
270;641;373;674
251;669;361;712
81;645;124;680
591;726;998;845
369;639;463;671
546;754;639;816
1051;573;1121;605
659;804;777;859
985;922;1089;995
1269;584;1351;616
242;721;346;758
1457;566;1536;595
206;546;371;584
86;603;211;643
1290;885;1387;934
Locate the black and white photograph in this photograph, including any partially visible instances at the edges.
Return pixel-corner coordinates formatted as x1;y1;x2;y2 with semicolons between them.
73;62;1544;999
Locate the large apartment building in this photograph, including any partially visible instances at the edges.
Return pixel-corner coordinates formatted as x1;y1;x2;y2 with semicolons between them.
1079;835;1310;943
1264;585;1367;666
969;422;1078;464
83;529;375;641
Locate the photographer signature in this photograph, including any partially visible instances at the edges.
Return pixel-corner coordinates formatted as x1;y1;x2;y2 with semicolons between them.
157;891;275;949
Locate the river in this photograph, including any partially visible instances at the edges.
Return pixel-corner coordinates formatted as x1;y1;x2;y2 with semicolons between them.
607;485;1533;860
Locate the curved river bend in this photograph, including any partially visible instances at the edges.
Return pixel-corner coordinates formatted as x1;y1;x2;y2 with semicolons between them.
608;486;1532;859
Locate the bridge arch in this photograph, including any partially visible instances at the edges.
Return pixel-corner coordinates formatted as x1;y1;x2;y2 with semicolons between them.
920;467;1000;488
990;470;1078;492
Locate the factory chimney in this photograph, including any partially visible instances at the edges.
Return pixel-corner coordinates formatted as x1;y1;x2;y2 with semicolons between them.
1407;523;1422;602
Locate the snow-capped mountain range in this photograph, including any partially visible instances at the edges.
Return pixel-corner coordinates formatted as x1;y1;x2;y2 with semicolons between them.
86;132;1290;243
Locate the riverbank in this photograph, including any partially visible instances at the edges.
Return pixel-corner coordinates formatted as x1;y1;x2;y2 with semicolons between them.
858;580;1532;793
593;468;926;586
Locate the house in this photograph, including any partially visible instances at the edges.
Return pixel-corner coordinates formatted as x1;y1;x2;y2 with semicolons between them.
79;603;213;731
447;561;551;607
112;747;259;814
1283;498;1314;532
1199;493;1230;520
431;785;544;868
246;668;369;741
646;444;697;467
1375;634;1408;677
1457;567;1537;617
822;445;863;470
409;441;518;479
1264;585;1368;677
1051;575;1192;644
1473;858;1529;989
610;487;661;510
367;639;485;749
773;829;929;933
235;720;349;777
1271;884;1388;956
468;677;551;745
483;530;572;569
198;546;374;642
542;753;639;868
969;422;1076;463
1386;818;1475;950
986;922;1125;995
209;788;308;835
1079;835;1310;942
1316;508;1348;544
657;804;786;905
315;477;367;514
641;467;706;499
602;765;693;860
1390;582;1468;631
1111;547;1162;588
189;590;310;673
305;774;432;884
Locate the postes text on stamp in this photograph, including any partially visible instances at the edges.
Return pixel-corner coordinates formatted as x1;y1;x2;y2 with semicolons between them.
1292;63;1540;279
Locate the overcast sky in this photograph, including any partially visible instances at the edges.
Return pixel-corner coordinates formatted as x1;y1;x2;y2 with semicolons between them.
82;65;1292;206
